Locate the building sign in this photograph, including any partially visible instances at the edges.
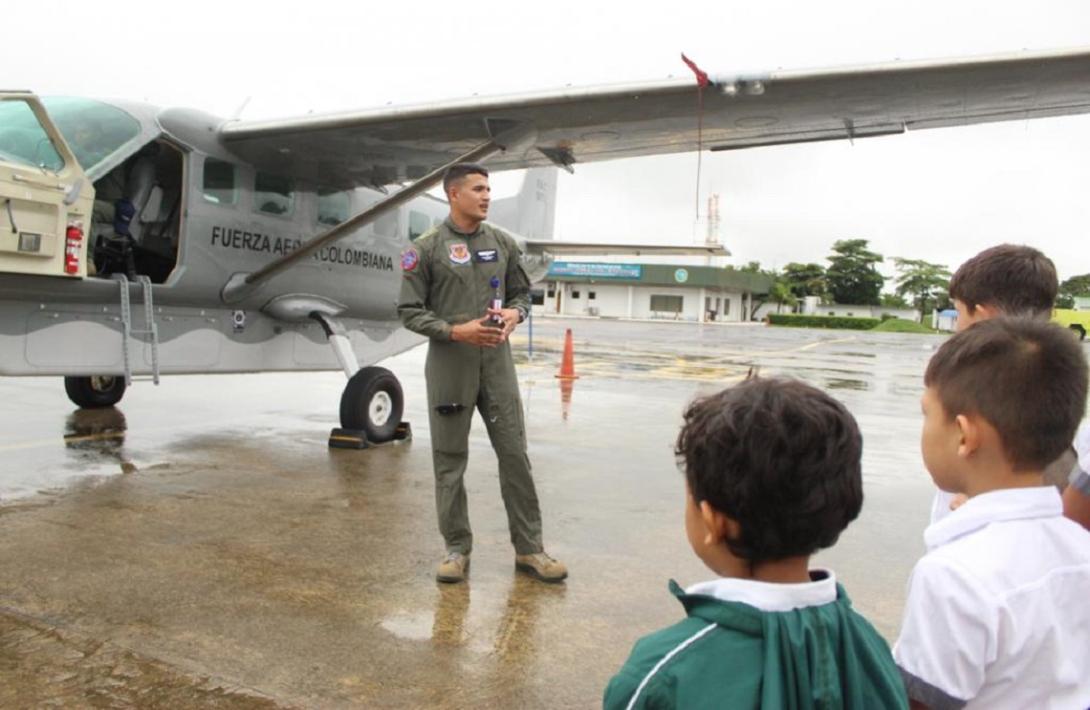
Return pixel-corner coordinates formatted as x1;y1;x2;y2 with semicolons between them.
674;268;689;283
547;262;642;280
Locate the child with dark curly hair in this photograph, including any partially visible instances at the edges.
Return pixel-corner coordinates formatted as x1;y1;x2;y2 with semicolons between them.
604;377;907;710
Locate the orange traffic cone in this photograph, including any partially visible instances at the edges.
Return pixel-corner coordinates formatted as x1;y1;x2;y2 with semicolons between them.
556;328;579;380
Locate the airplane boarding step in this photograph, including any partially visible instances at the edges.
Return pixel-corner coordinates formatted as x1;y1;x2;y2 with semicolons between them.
112;274;160;387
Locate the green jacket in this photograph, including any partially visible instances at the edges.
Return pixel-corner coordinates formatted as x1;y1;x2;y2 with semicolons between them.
397;218;531;341
604;581;907;710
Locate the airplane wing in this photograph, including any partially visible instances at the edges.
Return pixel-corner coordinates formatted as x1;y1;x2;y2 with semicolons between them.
522;241;730;257
219;47;1090;188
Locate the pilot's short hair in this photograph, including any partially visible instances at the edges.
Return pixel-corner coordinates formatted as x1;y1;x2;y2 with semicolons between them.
925;317;1087;470
442;163;489;196
675;376;863;567
949;244;1058;318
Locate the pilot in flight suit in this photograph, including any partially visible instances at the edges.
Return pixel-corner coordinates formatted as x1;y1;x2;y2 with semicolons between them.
397;163;566;584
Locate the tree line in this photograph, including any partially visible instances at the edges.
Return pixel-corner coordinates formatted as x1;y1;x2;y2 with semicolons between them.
736;239;1090;318
734;239;951;317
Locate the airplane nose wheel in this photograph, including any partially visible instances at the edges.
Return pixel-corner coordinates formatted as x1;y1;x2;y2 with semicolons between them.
64;375;127;409
339;366;403;442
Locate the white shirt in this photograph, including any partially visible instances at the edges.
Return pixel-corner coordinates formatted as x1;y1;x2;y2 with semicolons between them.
929;489;957;525
1073;421;1090;495
685;569;838;612
895;487;1090;709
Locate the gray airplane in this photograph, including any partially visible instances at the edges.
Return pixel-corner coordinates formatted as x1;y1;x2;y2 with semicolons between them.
2;47;1090;443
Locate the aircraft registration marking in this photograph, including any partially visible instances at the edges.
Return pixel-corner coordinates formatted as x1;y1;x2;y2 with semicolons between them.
210;226;394;271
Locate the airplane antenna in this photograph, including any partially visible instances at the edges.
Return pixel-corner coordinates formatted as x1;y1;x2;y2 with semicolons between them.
231;97;252;120
681;53;710;221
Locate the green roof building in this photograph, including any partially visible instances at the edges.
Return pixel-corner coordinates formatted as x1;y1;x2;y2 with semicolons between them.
538;262;772;322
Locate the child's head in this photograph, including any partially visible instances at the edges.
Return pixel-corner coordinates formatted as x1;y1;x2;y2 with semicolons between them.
948;244;1057;330
675;377;863;575
922;318;1088;493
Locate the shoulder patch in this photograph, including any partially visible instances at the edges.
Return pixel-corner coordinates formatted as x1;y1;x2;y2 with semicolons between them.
401;248;419;272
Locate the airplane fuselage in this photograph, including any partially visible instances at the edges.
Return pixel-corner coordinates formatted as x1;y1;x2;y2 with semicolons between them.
0;98;548;379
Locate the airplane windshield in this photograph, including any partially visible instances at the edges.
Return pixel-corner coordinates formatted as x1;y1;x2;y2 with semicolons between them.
40;97;141;174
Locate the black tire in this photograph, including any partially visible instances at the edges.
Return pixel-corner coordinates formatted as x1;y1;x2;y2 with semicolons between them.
64;375;126;408
339;366;403;442
1071;325;1086;341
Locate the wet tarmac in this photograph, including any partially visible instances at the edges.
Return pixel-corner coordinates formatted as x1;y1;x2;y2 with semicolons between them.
1;317;955;707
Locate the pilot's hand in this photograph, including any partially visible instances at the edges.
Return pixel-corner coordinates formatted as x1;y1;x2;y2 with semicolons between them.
451;318;505;347
487;307;521;338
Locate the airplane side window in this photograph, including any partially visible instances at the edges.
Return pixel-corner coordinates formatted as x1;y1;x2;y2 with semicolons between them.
317;189;349;226
202;158;238;205
254;173;294;217
375;209;399;238
409;211;430;241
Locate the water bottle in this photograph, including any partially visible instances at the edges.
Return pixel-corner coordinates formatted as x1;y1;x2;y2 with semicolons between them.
489;276;504;327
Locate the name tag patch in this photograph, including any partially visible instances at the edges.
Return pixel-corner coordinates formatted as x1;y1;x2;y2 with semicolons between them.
475;249;498;263
449;243;471;265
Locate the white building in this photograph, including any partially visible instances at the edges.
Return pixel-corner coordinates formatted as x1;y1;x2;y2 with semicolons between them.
535;262;771;323
751;298;918;322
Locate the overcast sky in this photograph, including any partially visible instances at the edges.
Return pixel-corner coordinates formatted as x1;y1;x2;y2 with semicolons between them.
6;0;1090;283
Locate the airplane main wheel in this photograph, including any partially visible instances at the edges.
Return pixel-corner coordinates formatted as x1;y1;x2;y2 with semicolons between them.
339;366;403;442
64;375;127;408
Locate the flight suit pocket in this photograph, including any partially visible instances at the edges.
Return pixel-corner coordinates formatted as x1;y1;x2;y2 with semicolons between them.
429;405;473;454
435;257;474;288
426;340;480;454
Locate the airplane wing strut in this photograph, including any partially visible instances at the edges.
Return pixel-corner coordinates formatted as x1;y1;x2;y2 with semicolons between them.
220;124;535;303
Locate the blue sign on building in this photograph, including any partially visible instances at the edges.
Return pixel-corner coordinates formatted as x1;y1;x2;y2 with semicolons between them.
547;262;642;280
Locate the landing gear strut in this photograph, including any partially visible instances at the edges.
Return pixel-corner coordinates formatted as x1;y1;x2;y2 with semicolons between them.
311;312;411;448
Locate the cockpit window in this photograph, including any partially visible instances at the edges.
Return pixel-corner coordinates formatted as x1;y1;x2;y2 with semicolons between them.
203;158;238;205
0;99;64;172
40;97;141;175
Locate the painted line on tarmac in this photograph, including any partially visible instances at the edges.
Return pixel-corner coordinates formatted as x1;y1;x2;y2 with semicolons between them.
515;334;859;383
799;336;858;351
63;431;126;445
0;415;250;453
0;431;124;452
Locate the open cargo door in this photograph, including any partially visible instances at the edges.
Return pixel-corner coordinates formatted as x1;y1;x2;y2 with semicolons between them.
0;92;94;277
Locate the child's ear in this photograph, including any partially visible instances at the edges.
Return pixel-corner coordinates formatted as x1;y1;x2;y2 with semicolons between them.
699;501;737;545
955;413;981;457
972;303;1001;321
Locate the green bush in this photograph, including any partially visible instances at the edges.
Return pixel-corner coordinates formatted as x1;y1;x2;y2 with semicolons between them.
872;318;939;334
767;314;881;330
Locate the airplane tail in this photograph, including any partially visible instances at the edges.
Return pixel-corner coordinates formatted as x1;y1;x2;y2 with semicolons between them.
489;167;557;240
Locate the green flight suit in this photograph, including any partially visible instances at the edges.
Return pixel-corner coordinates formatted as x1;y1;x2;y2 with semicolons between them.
397;218;542;556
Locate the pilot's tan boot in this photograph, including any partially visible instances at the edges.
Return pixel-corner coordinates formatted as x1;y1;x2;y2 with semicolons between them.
436;552;470;583
515;552;568;583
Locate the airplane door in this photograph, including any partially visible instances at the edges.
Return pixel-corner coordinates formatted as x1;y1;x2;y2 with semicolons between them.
0;92;94;278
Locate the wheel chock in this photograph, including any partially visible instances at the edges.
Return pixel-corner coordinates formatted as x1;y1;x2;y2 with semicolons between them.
327;422;413;449
328;428;370;449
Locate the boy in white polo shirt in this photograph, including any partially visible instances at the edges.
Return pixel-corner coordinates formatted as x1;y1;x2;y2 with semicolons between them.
896;318;1090;709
